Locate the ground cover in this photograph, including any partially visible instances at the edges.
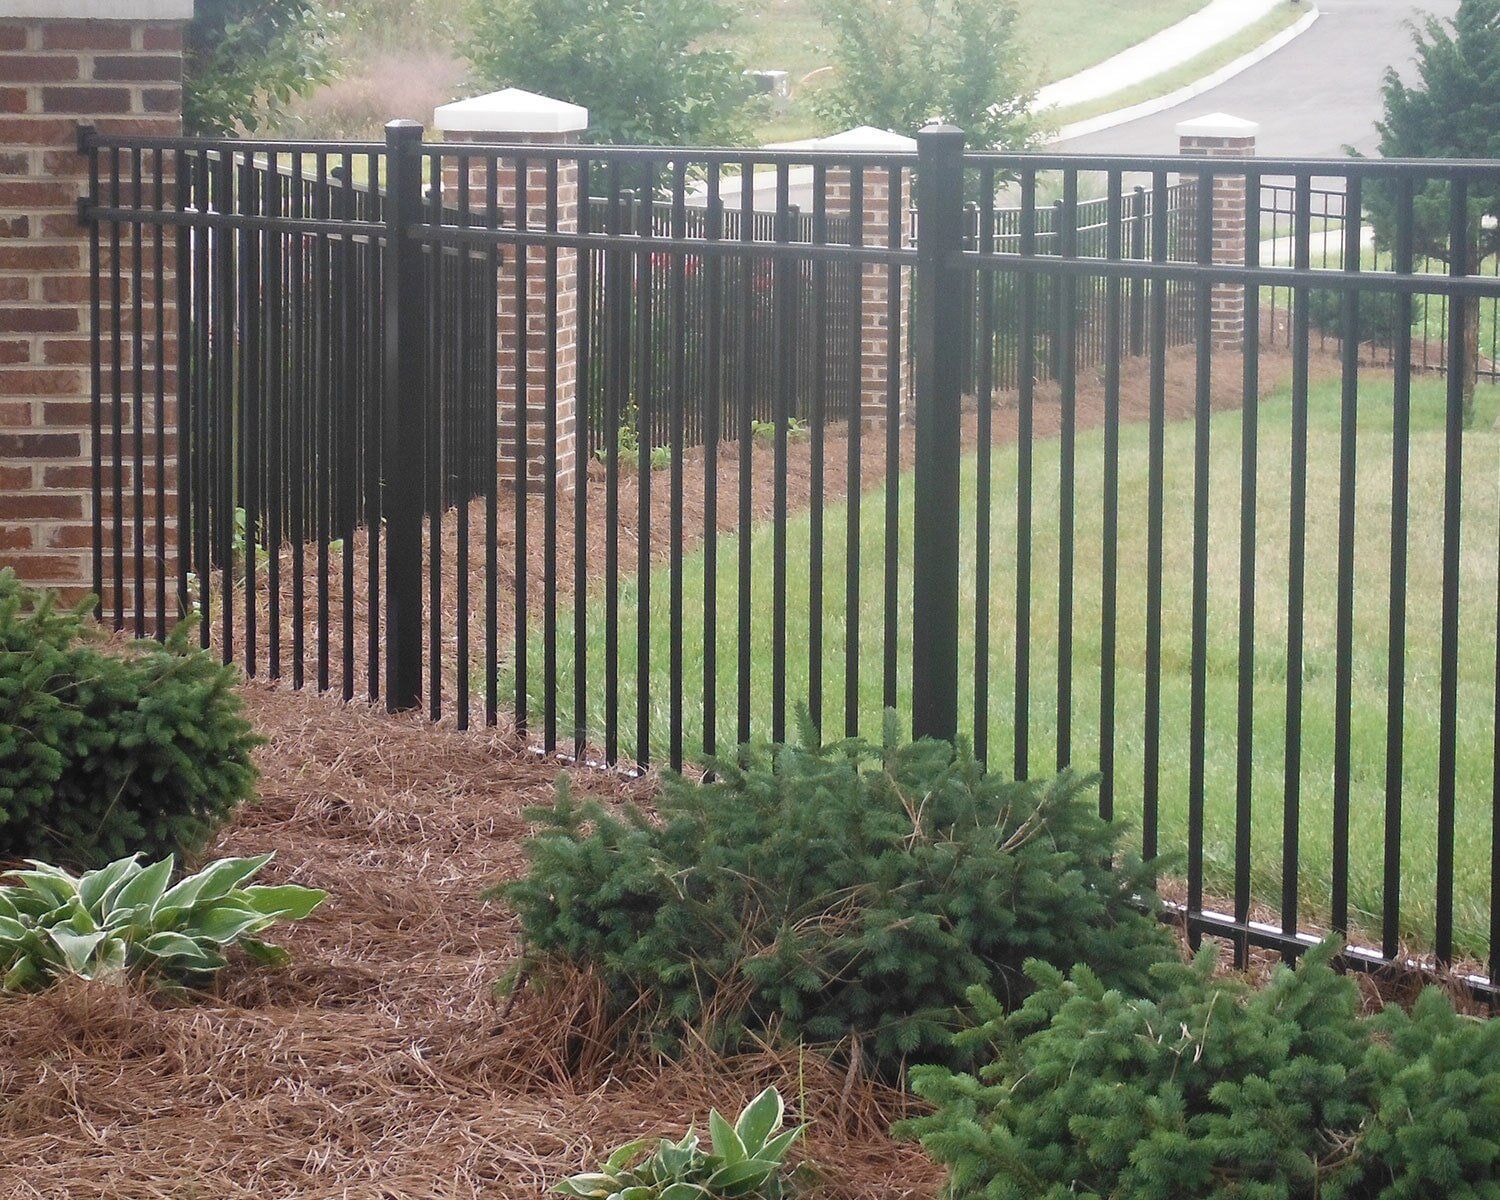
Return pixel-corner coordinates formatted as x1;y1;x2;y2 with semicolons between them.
0;681;934;1197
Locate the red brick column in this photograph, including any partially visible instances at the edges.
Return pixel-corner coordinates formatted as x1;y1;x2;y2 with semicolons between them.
1177;112;1258;349
0;1;188;614
816;127;916;425
435;88;584;495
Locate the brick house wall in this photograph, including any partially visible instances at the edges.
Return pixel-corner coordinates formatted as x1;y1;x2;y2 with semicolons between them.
0;1;189;622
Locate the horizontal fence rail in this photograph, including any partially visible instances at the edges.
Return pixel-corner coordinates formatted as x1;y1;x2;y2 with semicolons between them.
78;128;1500;1002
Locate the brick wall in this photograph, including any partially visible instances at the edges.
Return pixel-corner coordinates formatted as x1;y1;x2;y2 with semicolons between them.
441;133;580;495
0;9;185;622
1178;116;1257;350
824;166;913;426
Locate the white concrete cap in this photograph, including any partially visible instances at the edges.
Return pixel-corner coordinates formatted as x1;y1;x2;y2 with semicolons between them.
434;88;588;135
1175;112;1260;139
0;0;192;14
766;124;918;152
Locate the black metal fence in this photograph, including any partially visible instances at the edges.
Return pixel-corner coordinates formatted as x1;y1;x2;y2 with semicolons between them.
583;194;860;454
1261;180;1500;379
952;180;1200;395
78;125;1500;1002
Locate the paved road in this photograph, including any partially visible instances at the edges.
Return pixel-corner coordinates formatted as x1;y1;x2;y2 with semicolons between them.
1055;0;1461;159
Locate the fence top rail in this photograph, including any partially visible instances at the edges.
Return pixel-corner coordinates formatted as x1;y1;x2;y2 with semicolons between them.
966;150;1500;180
81;129;1500;182
84;130;386;155
417;143;919;167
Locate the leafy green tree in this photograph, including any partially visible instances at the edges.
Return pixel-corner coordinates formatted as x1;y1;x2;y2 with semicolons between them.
462;0;751;146
1366;0;1500;425
811;0;1038;150
184;0;339;135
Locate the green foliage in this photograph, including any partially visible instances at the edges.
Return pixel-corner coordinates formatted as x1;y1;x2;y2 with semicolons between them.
1305;288;1413;347
185;0;339;135
500;712;1174;1076
463;0;751;146
905;941;1500;1199
1363;0;1500;422
811;0;1039;149
555;1086;812;1199
0;852;324;992
0;570;259;868
749;418;809;445
1365;0;1500;265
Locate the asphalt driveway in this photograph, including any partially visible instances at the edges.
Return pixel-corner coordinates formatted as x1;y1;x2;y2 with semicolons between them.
1055;0;1461;159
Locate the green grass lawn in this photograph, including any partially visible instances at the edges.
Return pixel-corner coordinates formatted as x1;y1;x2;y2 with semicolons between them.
519;373;1500;959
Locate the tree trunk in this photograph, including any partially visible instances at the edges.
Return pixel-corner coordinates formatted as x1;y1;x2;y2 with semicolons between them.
1463;292;1480;427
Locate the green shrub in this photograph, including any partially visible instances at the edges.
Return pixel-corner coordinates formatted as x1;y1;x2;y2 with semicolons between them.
500;713;1174;1076
0;570;259;867
0;852;324;992
1306;287;1413;347
904;941;1500;1199
555;1086;811;1199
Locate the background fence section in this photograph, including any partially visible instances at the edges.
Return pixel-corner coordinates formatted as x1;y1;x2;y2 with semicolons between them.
80;130;1500;1001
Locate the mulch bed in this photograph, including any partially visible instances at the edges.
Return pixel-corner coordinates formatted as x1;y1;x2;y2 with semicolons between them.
0;680;935;1199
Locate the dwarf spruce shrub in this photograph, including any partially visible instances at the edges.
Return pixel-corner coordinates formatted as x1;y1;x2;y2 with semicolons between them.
501;712;1174;1076
905;941;1500;1199
0;571;257;868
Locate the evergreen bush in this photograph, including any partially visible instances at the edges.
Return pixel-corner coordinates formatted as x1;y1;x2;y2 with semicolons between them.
1305;287;1411;348
0;570;258;868
905;941;1500;1199
499;713;1174;1077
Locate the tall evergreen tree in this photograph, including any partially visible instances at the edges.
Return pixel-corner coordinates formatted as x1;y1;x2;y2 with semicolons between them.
1367;0;1500;425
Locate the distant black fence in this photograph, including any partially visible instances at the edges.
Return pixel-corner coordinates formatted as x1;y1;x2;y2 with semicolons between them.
1260;181;1500;379
581;194;860;456
80;128;1500;1003
952;180;1200;395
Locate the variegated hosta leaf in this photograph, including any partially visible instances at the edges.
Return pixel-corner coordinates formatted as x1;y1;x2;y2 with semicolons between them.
0;852;325;992
553;1088;807;1199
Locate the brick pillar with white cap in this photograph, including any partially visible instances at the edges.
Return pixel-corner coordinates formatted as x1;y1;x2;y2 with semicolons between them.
434;87;584;494
772;125;915;426
0;0;189;613
1177;112;1257;349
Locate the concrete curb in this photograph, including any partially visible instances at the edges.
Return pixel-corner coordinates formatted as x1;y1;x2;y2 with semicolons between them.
1036;0;1281;111
1053;5;1321;143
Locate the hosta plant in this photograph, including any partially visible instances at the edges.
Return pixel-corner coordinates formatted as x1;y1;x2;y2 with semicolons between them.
556;1086;811;1199
0;852;325;992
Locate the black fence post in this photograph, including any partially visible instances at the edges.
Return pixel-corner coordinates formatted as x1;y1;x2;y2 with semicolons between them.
382;119;427;712
911;123;965;743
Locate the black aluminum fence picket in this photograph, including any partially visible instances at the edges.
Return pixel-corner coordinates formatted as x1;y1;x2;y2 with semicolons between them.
580;196;860;455
1261;181;1500;380
80;127;1500;1003
961;151;1500;997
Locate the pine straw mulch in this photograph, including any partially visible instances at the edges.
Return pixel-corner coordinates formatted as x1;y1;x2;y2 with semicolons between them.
0;680;936;1200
